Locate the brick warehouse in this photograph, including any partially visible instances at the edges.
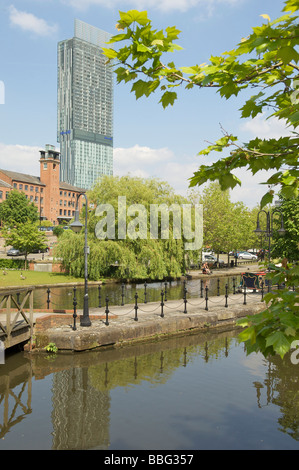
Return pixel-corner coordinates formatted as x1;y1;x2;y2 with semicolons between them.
0;144;85;225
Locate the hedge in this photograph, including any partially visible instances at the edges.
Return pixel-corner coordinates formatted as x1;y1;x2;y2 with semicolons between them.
0;259;26;269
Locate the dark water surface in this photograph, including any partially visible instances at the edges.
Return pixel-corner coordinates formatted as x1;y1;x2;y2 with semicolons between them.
32;276;242;311
1;328;299;450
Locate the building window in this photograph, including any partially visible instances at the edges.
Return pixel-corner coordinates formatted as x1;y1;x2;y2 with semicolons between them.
13;183;17;188
35;187;39;192
59;209;62;215
30;186;34;192
25;185;28;191
19;184;23;190
44;163;47;169
0;191;2;199
40;197;44;204
40;188;43;193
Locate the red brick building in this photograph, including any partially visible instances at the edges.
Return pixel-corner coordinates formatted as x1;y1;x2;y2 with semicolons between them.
0;145;85;225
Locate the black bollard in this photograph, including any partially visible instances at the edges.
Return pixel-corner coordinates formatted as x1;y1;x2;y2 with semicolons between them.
160;289;164;318
217;279;220;296
225;284;228;308
134;292;138;321
243;284;247;305
144;282;147;304
47;287;51;310
98;284;102;308
105;296;109;326
205;286;209;311
233;277;236;295
72;286;77;331
164;282;168;301
200;279;203;298
261;280;264;301
121;283;125;306
183;283;187;314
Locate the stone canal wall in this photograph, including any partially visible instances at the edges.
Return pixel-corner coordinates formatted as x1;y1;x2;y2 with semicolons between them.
33;293;265;352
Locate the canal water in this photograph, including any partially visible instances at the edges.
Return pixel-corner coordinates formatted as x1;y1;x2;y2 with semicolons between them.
33;276;243;311
1;328;299;450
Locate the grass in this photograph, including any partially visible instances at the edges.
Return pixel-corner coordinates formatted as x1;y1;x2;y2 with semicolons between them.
0;269;86;288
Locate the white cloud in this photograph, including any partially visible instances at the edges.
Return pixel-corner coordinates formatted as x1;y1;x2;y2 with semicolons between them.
114;145;201;196
0;142;267;208
241;114;293;140
0;143;40;175
9;5;58;36
230;167;275;208
114;144;173;166
61;0;241;13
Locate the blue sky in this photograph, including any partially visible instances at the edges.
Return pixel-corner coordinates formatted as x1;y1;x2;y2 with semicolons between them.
0;0;292;207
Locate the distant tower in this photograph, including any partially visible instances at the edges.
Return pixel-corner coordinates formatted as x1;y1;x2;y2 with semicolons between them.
57;19;113;190
39;144;60;224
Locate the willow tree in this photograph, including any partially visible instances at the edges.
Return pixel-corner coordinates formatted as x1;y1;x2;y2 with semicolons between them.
55;175;200;281
103;1;299;358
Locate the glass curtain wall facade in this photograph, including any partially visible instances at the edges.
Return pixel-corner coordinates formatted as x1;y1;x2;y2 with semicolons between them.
57;20;113;190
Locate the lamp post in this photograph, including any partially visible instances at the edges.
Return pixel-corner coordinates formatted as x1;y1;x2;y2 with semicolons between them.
253;207;286;270
69;192;91;327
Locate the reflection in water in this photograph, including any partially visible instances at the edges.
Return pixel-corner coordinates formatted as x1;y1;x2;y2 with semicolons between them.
0;354;32;439
1;329;299;449
51;368;110;450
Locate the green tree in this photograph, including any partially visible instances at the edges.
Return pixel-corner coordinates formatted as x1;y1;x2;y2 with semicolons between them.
271;196;299;261
103;2;299;358
53;225;65;238
0;190;39;225
55;175;200;281
3;222;48;269
103;3;298;205
191;183;257;259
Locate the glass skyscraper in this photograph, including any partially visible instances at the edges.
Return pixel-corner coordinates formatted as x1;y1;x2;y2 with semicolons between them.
57;19;113;190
